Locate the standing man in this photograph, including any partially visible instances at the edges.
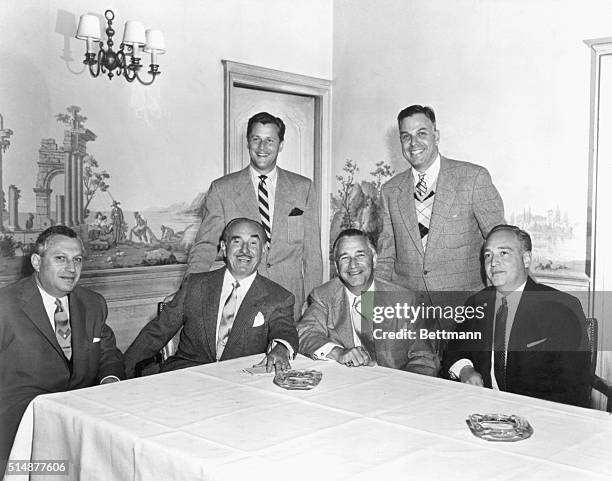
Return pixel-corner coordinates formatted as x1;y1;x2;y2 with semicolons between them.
0;226;124;467
124;218;298;376
187;112;323;319
376;105;505;298
298;228;439;375
443;225;589;407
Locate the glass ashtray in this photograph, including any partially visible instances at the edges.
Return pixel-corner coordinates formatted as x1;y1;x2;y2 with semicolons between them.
466;413;534;442
273;369;323;390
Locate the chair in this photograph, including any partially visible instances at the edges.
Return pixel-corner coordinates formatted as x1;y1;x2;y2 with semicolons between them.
133;301;181;377
585;317;612;412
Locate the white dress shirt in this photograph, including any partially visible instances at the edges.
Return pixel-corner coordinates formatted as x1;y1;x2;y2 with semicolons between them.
411;153;441;191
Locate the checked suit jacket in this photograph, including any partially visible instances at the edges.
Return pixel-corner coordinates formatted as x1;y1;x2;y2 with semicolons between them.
0;275;125;464
123;267;299;377
376;156;505;296
186;166;323;320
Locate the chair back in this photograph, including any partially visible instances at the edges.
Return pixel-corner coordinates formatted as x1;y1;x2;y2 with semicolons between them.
585;317;598;378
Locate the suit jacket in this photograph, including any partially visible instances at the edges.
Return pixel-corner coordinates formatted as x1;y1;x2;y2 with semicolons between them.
376;156;504;294
0;275;125;464
297;277;440;376
186;166;323;319
442;277;590;407
123;268;299;376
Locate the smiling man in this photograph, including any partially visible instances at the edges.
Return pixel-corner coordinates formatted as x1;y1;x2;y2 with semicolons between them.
0;226;125;468
297;229;439;374
442;225;590;407
124;218;298;377
376;105;505;303
186;111;322;320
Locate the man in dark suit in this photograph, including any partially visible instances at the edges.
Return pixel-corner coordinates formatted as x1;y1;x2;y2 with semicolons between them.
0;226;125;468
443;225;590;407
297;229;439;375
124;218;298;376
376;105;505;296
186;111;323;319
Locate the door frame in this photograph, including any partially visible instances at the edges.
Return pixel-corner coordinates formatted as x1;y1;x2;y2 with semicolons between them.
222;60;332;280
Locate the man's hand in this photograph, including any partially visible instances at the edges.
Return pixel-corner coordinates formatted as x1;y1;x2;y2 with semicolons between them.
264;343;291;373
459;365;484;386
328;346;375;367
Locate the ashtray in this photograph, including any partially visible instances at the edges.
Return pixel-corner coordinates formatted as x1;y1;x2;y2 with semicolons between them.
466;413;534;442
273;369;323;390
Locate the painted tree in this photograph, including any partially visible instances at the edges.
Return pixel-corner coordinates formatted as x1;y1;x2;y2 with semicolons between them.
83;155;110;212
55;105;87;131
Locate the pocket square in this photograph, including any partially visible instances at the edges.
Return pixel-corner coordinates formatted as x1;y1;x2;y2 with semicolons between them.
526;338;548;348
288;207;304;216
252;312;265;327
93;337;101;343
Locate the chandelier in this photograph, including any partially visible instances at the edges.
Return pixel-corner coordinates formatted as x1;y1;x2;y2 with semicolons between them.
75;9;165;85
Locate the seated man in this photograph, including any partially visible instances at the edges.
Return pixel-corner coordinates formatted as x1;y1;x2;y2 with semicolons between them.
297;228;439;375
0;226;124;469
124;218;298;376
443;224;590;406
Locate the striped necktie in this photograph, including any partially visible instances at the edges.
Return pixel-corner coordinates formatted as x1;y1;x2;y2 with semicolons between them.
258;175;271;243
493;296;508;391
54;298;72;360
216;281;240;360
414;172;435;250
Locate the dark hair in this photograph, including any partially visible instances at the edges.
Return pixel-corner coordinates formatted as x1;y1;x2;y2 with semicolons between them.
332;228;376;260
486;224;532;253
397;105;436;126
221;218;266;244
34;225;79;255
246;112;286;142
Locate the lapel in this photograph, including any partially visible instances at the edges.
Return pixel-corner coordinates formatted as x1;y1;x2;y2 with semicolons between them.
233;167;260;220
331;279;356;348
68;290;89;373
203;268;225;357
222;274;268;358
426;156;457;253
271;168;297;249
20;276;66;361
508;277;538;350
396;170;424;257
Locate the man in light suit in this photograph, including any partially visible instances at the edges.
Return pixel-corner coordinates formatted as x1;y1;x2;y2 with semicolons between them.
298;229;439;375
187;112;323;319
376;105;505;300
443;225;590;407
0;226;125;469
124;218;298;377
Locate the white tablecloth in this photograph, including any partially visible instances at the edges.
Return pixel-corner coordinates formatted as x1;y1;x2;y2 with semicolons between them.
6;355;612;481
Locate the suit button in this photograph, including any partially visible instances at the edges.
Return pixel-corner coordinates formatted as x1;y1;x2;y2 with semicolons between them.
423;270;428;275
266;263;272;268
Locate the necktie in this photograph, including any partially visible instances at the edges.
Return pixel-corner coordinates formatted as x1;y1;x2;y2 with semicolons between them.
415;173;427;200
54;298;72;360
493;296;508;391
258;175;271;243
216;281;240;360
352;297;376;361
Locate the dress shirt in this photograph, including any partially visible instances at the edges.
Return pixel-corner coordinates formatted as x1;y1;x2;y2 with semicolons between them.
313;282;376;360
449;281;526;389
411;153;441;191
36;283;119;384
250;165;278;228
217;269;293;357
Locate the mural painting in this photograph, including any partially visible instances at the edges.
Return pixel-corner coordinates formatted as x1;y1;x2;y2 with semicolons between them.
0;106;204;278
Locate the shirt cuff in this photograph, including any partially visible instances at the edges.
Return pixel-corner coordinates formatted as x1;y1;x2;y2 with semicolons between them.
100;375;120;384
314;342;343;360
449;359;473;380
270;339;294;358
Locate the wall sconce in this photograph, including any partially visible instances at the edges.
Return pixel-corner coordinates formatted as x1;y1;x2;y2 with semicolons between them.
75;9;165;85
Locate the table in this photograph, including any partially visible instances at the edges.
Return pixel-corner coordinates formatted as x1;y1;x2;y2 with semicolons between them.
6;355;612;481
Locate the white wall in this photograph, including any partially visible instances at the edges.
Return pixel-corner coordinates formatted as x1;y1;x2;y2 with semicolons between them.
0;0;333;213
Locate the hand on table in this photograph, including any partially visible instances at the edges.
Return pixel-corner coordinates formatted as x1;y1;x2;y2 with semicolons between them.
254;344;291;373
459;365;484;386
328;346;375;367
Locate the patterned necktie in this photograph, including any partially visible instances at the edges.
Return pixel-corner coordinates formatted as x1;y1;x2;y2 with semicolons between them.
415;173;427;200
493;296;508;391
54;298;72;360
216;281;240;360
258;175;271;243
352;297;376;361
